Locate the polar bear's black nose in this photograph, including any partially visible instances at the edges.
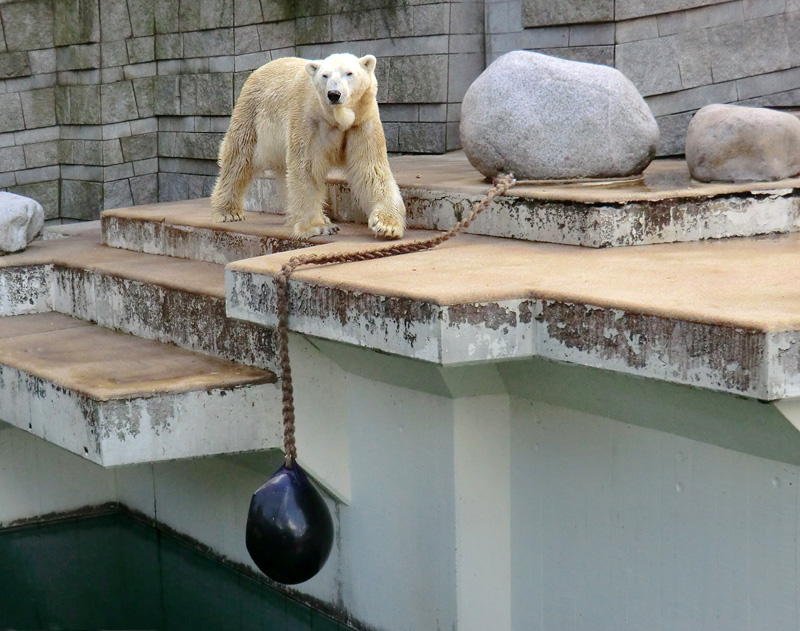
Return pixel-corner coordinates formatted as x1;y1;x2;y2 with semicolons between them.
327;90;341;103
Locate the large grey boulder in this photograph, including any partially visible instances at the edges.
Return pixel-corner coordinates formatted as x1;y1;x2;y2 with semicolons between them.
0;192;45;253
686;104;800;183
460;51;659;180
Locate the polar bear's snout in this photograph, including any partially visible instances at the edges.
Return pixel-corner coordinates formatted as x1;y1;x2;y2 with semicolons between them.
323;75;349;105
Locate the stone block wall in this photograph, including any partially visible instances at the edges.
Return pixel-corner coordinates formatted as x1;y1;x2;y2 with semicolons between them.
291;1;484;153
487;0;800;155
0;0;159;220
0;0;485;220
1;0;798;219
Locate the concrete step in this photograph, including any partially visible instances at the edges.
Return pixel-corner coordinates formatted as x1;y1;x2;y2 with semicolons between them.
0;312;280;466
101;198;435;264
226;230;800;400
102;200;311;264
102;153;800;258
242;151;800;248
0;229;277;371
0;230;348;497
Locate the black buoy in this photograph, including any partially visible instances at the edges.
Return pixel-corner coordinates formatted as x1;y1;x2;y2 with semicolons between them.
245;461;334;585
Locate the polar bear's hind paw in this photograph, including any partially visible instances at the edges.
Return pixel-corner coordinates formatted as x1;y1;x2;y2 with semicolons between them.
293;221;340;239
211;208;245;223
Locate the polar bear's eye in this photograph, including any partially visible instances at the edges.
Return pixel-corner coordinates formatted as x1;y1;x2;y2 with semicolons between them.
346;72;354;77
322;73;329;79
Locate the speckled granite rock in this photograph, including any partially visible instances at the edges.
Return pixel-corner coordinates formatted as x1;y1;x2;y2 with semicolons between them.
686;104;800;183
460;51;659;180
0;192;45;253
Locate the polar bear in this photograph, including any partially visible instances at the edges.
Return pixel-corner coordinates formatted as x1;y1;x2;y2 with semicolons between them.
210;53;406;239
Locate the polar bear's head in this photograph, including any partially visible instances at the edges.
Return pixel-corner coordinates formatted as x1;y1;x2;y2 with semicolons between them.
305;53;377;121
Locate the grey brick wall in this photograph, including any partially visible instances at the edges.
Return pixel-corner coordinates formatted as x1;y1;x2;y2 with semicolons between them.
0;0;486;219
0;0;797;219
492;0;800;155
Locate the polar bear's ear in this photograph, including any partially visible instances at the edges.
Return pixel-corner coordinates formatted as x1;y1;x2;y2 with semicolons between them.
305;61;321;77
359;55;376;74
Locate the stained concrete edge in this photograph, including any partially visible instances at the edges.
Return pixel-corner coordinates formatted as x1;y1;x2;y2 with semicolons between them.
226;264;800;400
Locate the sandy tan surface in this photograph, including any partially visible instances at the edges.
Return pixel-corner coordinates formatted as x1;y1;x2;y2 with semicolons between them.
0;312;274;400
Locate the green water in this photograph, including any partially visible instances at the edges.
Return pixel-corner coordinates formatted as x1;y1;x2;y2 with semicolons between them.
0;512;346;631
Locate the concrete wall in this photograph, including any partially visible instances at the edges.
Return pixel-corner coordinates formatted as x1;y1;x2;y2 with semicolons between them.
487;0;800;155
5;336;800;630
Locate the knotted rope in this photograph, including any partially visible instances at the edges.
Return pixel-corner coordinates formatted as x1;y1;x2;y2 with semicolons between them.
276;173;517;466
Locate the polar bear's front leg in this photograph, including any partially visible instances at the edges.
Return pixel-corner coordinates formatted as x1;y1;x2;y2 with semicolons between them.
345;122;406;239
285;162;339;239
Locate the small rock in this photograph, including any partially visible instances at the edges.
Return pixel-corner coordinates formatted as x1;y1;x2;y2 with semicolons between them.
686;104;800;183
460;51;659;180
0;192;45;253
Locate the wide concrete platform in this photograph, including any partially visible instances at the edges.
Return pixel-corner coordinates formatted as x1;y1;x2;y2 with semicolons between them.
242;151;800;247
0;312;280;466
5;177;800;473
226;229;800;400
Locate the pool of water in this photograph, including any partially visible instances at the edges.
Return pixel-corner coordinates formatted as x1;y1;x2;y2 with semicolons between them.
0;512;346;631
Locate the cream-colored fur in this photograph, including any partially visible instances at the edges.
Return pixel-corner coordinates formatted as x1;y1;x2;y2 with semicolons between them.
210;53;406;239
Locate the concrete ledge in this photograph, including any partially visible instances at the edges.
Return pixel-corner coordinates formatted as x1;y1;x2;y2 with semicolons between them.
101;199;435;263
102;200;311;264
226;231;800;399
242;152;800;248
0;313;280;466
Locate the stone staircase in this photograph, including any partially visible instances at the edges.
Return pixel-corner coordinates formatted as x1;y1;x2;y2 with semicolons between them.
0;217;288;467
5;150;800;471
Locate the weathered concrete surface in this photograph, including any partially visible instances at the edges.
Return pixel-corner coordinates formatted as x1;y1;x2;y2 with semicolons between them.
14;215;800;399
0;230;278;371
226;232;800;399
104;199;431;261
42;220;101;240
0;313;281;466
105;164;800;255
103;200;313;264
238;152;800;248
0;237;348;496
0;264;52;316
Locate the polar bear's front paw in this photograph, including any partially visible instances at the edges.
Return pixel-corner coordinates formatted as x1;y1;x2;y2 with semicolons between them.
292;221;340;239
211;208;245;223
369;209;405;240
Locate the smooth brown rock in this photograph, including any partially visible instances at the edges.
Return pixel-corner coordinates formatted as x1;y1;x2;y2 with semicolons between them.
686;104;800;183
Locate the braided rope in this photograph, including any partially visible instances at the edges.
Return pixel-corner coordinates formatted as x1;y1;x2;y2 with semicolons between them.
277;173;517;466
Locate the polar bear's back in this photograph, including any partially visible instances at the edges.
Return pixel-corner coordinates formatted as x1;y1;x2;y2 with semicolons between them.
228;57;319;172
239;57;315;120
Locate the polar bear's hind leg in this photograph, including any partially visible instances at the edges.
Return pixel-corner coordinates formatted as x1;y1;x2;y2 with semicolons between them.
210;121;257;222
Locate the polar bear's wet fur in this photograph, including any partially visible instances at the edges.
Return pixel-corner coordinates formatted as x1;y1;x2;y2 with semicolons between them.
210;53;406;239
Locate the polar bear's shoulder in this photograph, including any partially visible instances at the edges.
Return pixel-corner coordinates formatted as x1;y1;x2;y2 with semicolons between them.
239;57;315;107
248;57;309;85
